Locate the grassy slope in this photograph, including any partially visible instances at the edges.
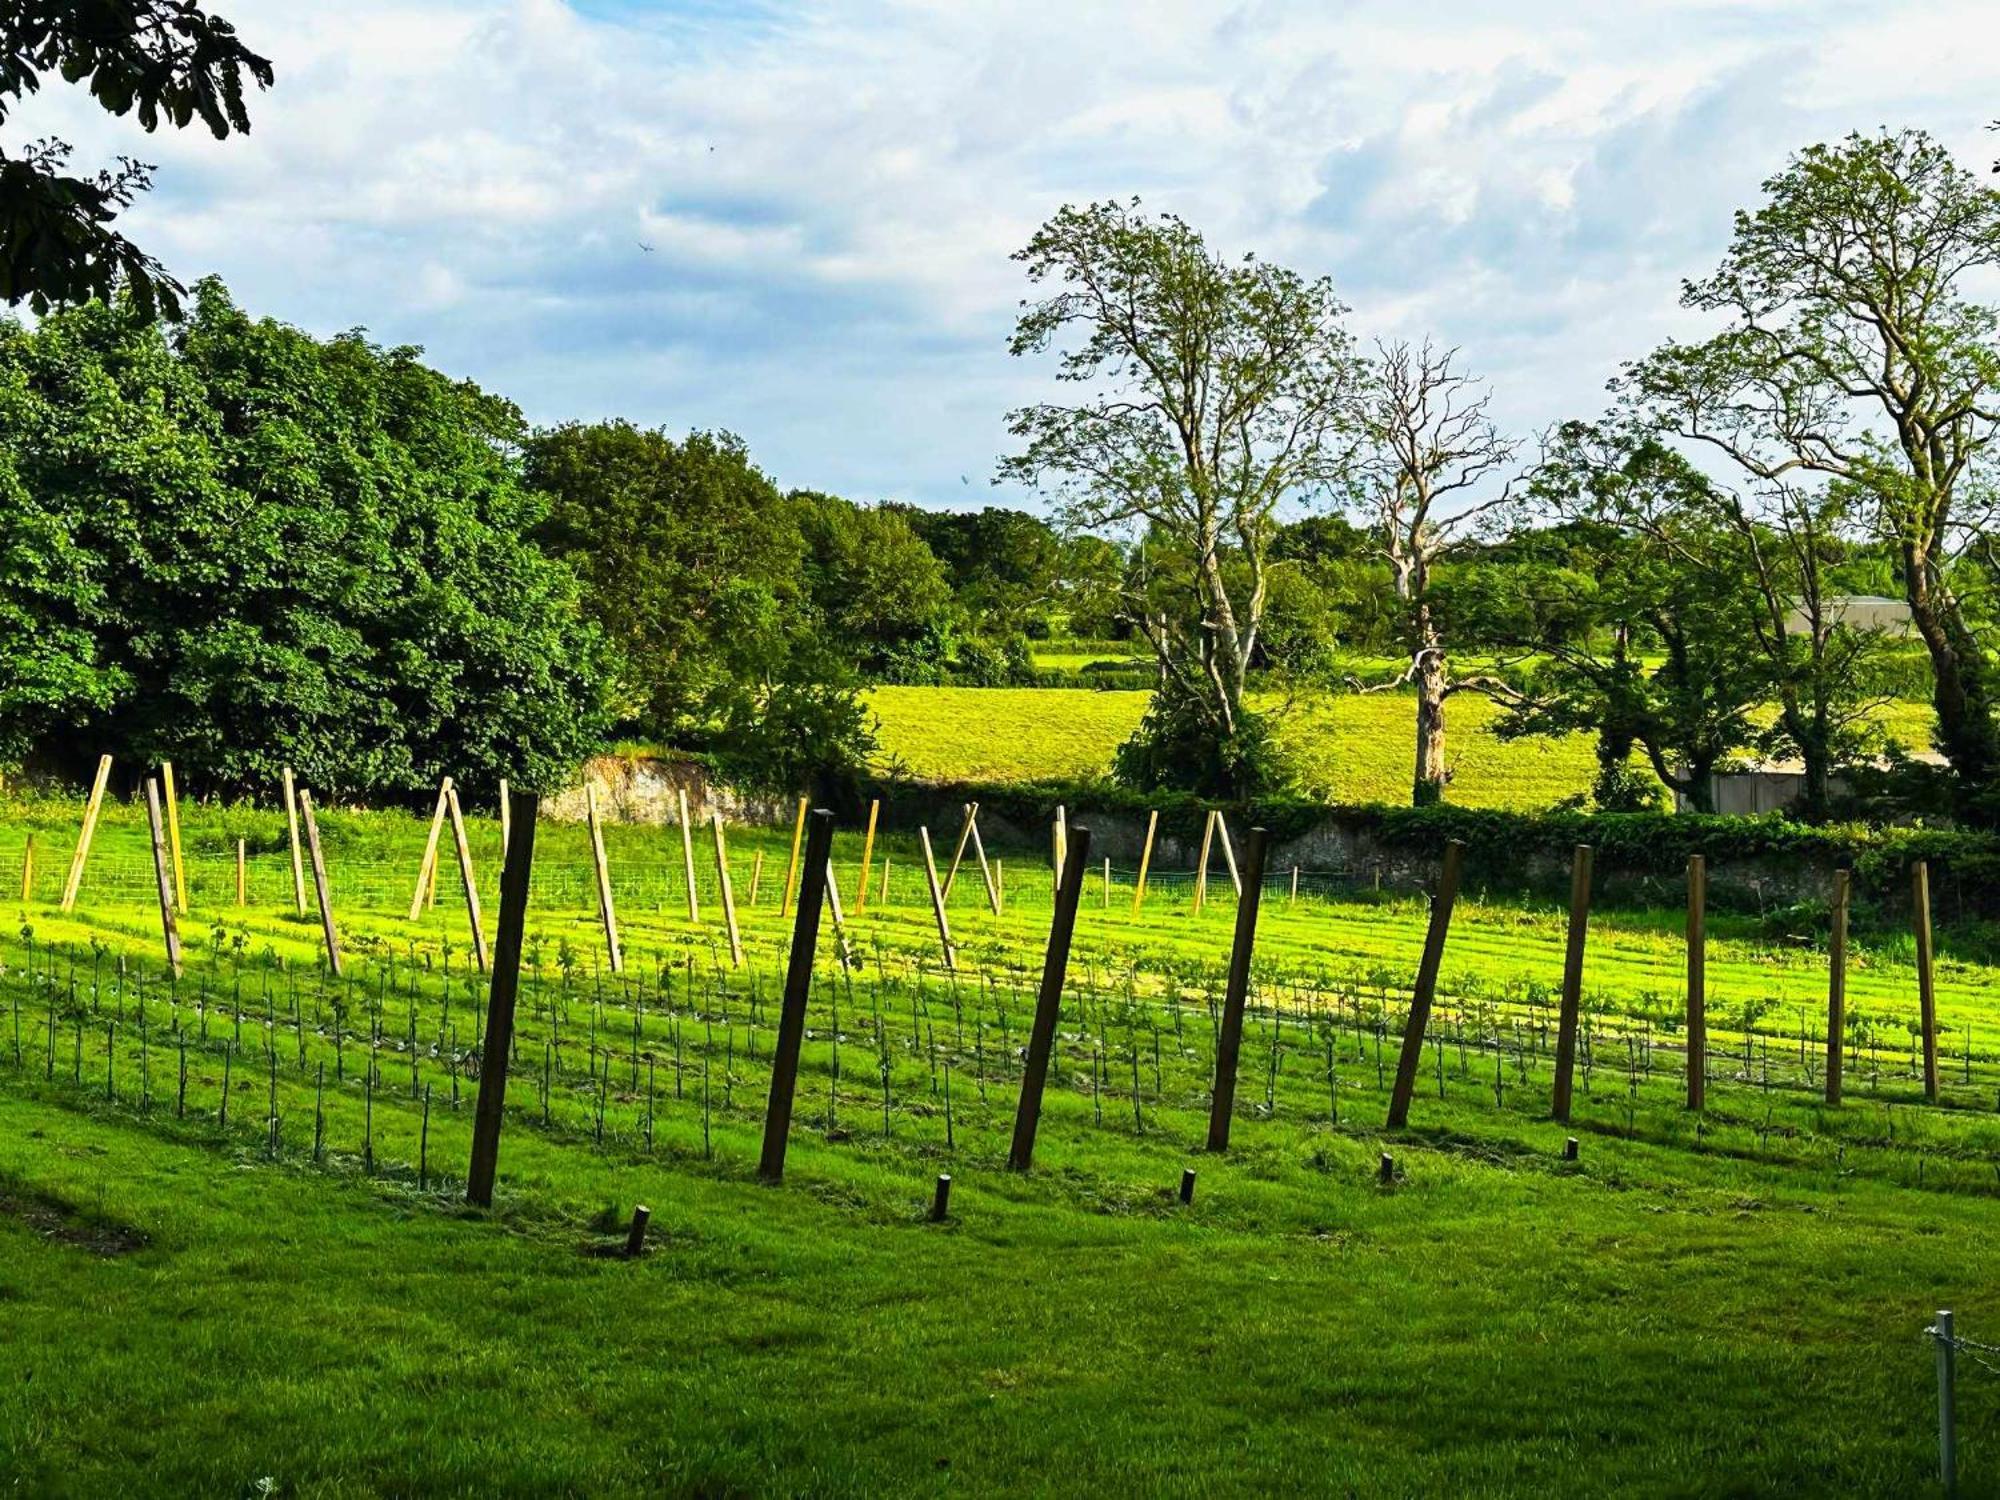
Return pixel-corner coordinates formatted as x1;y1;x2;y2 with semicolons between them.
3;803;1998;1495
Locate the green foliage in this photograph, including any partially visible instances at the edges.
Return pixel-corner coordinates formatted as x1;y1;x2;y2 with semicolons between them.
0;283;611;797
1112;683;1289;800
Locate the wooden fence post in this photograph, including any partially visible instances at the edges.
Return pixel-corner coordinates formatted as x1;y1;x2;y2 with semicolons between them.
161;759;188;914
1914;860;1939;1103
779;796;808;918
1550;845;1594;1124
296;789;342;978
585;784;622;973
1215;811;1241;896
1385;841;1466;1129
1686;854;1706;1111
713;812;743;967
467;788;538;1208
409;778;452;921
236;838;246;907
282;766;307;916
143;777;183;978
1826;867;1850;1106
943;802;977;899
59;753;112;912
759;810;836;1184
677;787;700;923
1131;809;1159;915
1009;826;1092;1171
823;859;856;968
498;778;511;859
1206;827;1270;1152
445;784;488;972
19;832;32;903
855;798;879;913
1053;804;1068;897
968;809;1000;915
1193;809;1215;913
749;848;764;907
919;826;958;971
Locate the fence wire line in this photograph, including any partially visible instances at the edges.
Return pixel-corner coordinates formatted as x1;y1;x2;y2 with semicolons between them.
1927;1323;2000;1379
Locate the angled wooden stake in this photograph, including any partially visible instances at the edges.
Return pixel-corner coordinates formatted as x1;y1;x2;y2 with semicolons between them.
823;858;856;968
677;787;700;923
1915;860;1939;1103
59;753;112;912
779;796;808;918
967;807;1000;915
1826;867;1849;1106
161;759;188;914
855;799;880;912
585;783;623;973
282;766;307;916
297;789;341;978
713;811;743;967
759;810;836;1184
467;787;539;1208
919;825;957;971
1549;844;1594;1124
19;832;33;903
143;777;183;978
409;778;453;922
1193;808;1216;913
1214;811;1241;896
1010;824;1092;1171
943;802;977;899
1053;804;1068;897
1131;809;1159;915
498;778;511;859
445;783;488;972
1207;827;1270;1152
1686;854;1707;1111
1386;841;1465;1129
749;849;764;906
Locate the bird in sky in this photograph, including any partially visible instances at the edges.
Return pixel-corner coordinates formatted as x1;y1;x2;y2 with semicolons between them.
637;241;655;253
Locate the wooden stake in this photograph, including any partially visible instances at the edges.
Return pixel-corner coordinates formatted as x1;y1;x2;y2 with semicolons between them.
823;858;856;968
161;759;188;914
855;798;880;912
235;838;246;907
1214;811;1241;896
498;778;511;858
1915;860;1939;1103
143;777;182;978
943;802;977;899
779;796;808;918
1550;845;1593;1124
1009;826;1091;1172
282;766;307;916
585;784;623;973
59;753;112;912
1053;804;1068;897
410;778;452;921
1131;809;1159;915
749;849;764;906
1385;841;1465;1129
1826;867;1849;1106
967;808;999;913
1290;865;1300;904
19;833;32;903
297;789;341;978
1207;827;1270;1152
445;784;488;972
713;812;743;967
919;825;957;971
677;787;700;923
467;788;539;1208
1686;854;1707;1111
1102;855;1110;909
1193;809;1215;914
759;810;836;1184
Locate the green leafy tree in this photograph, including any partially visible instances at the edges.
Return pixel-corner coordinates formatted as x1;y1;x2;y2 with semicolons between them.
2;2;272;319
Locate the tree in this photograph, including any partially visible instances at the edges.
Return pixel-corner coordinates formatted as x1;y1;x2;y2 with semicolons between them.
1623;130;2000;811
998;199;1362;796
794;492;954;675
1351;340;1519;805
1;2;272;320
0;282;610;796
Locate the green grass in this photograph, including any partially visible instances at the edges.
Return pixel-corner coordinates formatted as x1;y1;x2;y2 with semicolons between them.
866;686;1945;807
3;797;1998;1495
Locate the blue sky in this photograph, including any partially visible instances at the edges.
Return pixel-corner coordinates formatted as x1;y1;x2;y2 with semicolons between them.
12;0;1997;509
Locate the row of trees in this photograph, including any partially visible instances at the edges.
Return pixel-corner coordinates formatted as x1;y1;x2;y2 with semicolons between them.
1004;130;2000;821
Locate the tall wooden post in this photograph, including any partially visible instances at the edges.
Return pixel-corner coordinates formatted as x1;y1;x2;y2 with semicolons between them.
1131;809;1159;915
1549;845;1594;1124
282;766;307;916
1206;827;1270;1152
409;778;452;922
779;796;808;918
1009;826;1092;1171
1914;860;1939;1103
445;784;488;972
1193;809;1216;914
713;812;744;967
919;826;957;971
855;798;880;912
467;788;539;1208
1686;854;1707;1110
143;777;183;978
759;810;836;1184
585;783;622;973
677;788;700;923
59;753;112;912
1385;841;1466;1129
296;789;342;978
1825;867;1850;1105
161;759;188;914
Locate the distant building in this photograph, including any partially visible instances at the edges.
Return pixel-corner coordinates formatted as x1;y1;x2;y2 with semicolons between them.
1675;750;1947;816
1782;594;1914;636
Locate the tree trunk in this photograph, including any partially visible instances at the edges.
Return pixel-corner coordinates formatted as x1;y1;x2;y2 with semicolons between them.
1904;541;2000;805
1413;646;1447;807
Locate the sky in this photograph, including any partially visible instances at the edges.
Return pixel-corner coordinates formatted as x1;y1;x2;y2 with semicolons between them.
11;0;1998;510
